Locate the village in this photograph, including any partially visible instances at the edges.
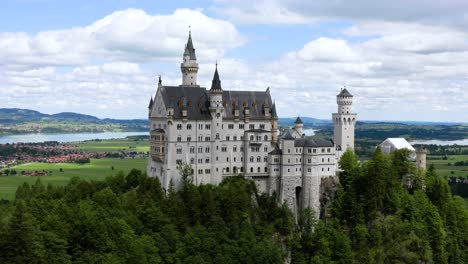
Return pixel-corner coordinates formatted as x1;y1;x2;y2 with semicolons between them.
0;140;148;176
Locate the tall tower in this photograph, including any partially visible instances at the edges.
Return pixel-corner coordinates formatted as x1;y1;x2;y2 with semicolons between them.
415;147;427;170
181;31;199;86
209;65;224;184
332;88;356;153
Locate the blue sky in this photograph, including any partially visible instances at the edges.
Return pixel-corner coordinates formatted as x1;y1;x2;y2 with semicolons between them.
1;0;467;122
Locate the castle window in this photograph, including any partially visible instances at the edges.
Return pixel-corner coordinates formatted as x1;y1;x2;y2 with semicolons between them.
250;156;254;162
216;133;220;139
205;169;210;174
260;124;265;129
308;168;311;172
187;124;192;129
257;167;260;172
322;158;324;162
205;136;210;141
233;146;237;152
249;124;255;129
228;124;234;129
233;136;237;141
250;135;254;141
226;157;229;162
241;157;243;162
322;148;325;153
250;167;253;173
264;135;268;141
190;146;195;153
176;147;182;154
327;148;331;152
198;147;203;153
198;159;203;164
205;124;211;129
264;156;268;162
177;124;182;130
240;146;244;152
239;124;245;129
187;136;191;142
198;169;203;174
288;159;290;163
205;147;210;153
198;135;203;141
264;146;268;152
221;146;227;152
198;124;203;129
226;136;230;141
176;159;182;165
264;167;268;172
257;157;261;162
190;158;195;164
322;168;324;172
177;136;182;142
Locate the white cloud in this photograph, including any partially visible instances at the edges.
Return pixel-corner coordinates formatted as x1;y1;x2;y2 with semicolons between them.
0;8;244;67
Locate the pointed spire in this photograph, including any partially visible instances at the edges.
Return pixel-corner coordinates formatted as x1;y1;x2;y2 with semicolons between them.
184;30;196;60
295;116;303;124
148;96;154;109
158;75;162;87
210;64;222;92
271;101;278;118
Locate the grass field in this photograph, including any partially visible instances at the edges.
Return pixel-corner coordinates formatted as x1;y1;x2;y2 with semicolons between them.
0;157;147;200
427;154;468;178
72;138;149;153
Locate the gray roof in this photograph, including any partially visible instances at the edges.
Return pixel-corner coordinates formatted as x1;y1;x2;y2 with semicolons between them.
294;138;334;147
295;116;303;124
148;96;153;109
183;31;197;60
159;85;273;120
282;130;295;140
338;88;353;97
210;66;222;92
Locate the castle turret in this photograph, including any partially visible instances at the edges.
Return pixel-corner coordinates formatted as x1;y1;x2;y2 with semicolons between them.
416;147;427;170
271;102;278;143
294;116;304;136
180;31;198;86
332;87;357;153
209;65;224;184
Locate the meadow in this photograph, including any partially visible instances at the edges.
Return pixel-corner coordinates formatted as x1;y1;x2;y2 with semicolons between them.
428;154;468;178
0;157;147;200
72;138;149;153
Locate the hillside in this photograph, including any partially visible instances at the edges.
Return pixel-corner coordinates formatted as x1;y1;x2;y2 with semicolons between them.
0;108;149;135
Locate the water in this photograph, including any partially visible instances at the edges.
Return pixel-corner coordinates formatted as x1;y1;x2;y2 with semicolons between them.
277;128;317;136
410;138;468;146
0;132;149;144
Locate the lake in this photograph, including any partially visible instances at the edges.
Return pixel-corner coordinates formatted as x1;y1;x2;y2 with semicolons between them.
0;128;317;144
410;138;468;146
0;132;149;144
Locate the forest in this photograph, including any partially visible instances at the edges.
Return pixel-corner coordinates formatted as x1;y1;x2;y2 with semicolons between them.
0;148;466;263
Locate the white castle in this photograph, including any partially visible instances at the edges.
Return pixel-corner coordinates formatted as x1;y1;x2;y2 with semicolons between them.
147;32;356;216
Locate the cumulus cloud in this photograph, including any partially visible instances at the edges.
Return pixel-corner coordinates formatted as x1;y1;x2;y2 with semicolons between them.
0;8;244;67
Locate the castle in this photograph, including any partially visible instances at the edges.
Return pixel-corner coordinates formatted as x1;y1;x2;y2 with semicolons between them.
147;32;356;216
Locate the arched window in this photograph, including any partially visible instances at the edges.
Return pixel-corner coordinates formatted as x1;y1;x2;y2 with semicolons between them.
216;133;220;139
250;156;254;162
257;167;260;172
177;136;182;142
250;167;253;173
187;124;192;129
264;167;268;172
264;135;268;141
257;156;261;162
250;135;254;141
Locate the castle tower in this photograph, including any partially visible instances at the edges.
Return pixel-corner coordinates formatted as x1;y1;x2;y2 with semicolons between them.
294;116;304;136
332;88;356;153
180;31;199;86
209;65;224;184
416;147;427;170
271;102;278;143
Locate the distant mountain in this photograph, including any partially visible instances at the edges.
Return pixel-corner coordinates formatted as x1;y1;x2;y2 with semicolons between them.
0;108;149;135
0;108;146;125
278;117;331;127
278;116;464;128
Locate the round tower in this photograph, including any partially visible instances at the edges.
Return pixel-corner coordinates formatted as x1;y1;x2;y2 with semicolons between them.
332;87;357;153
416;147;427;170
294;116;304;136
180;31;199;86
